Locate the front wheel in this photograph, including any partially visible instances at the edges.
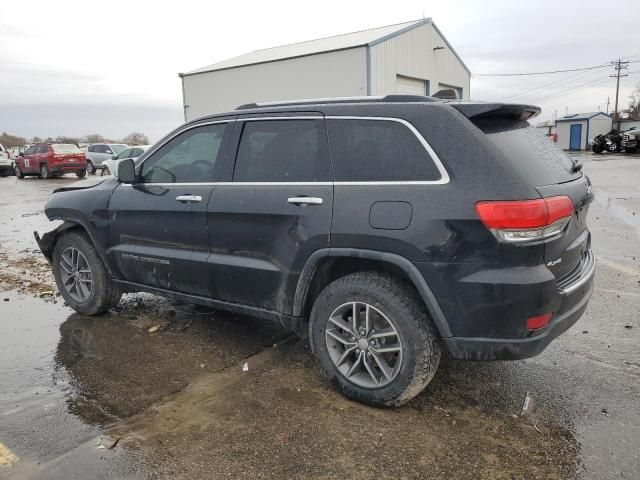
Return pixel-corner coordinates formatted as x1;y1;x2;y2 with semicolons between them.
101;166;110;176
53;231;122;315
15;165;24;178
309;272;441;407
86;161;96;175
0;169;9;177
591;144;603;154
40;164;50;179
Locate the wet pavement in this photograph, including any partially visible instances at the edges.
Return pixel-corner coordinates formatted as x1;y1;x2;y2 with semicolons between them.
0;154;639;479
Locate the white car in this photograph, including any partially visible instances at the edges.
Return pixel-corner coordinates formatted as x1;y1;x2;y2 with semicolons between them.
0;143;13;177
101;145;151;176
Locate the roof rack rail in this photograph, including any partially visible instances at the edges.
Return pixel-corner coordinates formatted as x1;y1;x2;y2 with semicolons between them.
235;95;439;110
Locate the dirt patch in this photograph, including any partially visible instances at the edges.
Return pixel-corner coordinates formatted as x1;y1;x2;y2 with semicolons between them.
0;247;56;296
110;342;580;480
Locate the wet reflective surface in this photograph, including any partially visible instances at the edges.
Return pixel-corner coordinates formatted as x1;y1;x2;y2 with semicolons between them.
1;156;639;478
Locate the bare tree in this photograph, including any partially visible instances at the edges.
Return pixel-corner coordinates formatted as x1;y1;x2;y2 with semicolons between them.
84;134;104;144
0;132;28;148
122;132;149;146
623;82;640;120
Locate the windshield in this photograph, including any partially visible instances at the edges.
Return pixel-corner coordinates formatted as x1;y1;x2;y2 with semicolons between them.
110;144;128;154
51;144;81;154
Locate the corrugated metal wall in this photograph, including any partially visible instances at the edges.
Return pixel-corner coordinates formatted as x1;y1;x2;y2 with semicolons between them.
182;48;367;120
369;22;470;99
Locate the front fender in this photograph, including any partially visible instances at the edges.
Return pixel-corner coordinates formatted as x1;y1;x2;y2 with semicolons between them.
34;221;80;264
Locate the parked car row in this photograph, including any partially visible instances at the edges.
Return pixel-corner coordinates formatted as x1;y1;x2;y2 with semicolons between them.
0;142;151;179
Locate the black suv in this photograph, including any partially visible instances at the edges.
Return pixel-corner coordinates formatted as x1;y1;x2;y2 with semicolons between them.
35;96;595;406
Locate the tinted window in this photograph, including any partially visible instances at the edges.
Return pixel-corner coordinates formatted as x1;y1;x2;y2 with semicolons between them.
88;145;95;152
142;123;226;183
25;146;37;155
36;146;49;154
327;119;441;182
473;118;579;184
233;120;324;182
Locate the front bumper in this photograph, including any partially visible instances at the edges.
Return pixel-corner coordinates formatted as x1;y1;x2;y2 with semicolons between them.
443;252;595;360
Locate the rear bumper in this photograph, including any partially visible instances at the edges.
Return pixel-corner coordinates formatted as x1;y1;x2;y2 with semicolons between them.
442;252;595;360
51;163;85;173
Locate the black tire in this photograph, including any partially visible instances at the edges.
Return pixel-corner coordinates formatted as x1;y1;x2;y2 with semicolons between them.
40;163;50;179
15;165;24;179
101;166;110;176
309;272;441;407
0;169;9;177
86;160;96;175
591;145;603;154
76;169;86;178
53;231;122;315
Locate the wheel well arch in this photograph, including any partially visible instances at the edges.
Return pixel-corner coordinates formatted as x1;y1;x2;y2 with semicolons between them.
293;249;452;338
34;220;112;274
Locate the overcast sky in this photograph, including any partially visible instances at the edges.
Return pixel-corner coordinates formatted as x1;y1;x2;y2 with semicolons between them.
1;0;638;141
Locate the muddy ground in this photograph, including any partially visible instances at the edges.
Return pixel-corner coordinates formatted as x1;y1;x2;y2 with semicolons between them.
1;151;639;479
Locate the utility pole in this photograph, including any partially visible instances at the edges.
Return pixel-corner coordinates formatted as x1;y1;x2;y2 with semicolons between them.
606;96;610;115
611;59;629;128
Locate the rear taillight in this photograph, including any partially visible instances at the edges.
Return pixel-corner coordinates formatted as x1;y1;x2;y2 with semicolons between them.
475;196;574;243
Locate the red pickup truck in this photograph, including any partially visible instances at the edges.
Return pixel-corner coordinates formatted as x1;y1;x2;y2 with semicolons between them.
16;144;86;179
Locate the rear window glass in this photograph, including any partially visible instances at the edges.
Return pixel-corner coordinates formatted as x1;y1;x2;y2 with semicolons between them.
474;118;579;184
51;144;80;154
327;119;441;182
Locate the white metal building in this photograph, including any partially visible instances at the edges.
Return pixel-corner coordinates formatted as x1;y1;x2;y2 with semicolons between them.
179;19;470;120
555;112;612;150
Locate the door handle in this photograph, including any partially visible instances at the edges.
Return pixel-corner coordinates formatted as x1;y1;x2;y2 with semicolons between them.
176;195;202;203
287;196;323;206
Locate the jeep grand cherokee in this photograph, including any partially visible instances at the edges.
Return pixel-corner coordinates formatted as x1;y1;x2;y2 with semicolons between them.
35;95;595;406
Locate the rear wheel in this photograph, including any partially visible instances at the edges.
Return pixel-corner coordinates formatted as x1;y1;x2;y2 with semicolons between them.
0;169;9;177
76;169;86;178
101;166;110;176
53;231;122;315
591;144;603;154
40;164;50;179
86;160;96;175
309;272;441;406
15;165;24;179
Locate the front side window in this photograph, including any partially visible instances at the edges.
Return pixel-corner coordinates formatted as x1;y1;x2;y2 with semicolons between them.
116;148;133;160
25;146;37;155
142;123;226;183
233;120;324;182
327;119;441;182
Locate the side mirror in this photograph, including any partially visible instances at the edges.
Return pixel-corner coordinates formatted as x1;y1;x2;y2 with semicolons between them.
116;158;136;183
19;152;24;157
111;154;117;160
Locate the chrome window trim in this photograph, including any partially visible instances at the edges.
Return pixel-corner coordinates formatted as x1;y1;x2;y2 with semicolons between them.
128;115;450;187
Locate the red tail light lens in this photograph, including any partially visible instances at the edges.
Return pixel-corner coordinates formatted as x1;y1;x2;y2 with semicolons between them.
475;196;574;243
527;313;552;330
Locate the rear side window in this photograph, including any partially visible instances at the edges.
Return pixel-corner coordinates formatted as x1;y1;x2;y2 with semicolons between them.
327;119;441;182
473;118;579;184
233;120;326;182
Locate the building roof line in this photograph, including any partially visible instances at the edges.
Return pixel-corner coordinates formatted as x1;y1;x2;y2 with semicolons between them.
181;18;470;77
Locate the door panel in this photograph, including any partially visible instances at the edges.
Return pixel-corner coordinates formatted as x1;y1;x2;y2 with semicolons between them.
206;116;333;314
108;120;233;294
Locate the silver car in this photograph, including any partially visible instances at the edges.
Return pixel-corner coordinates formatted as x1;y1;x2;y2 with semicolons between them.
100;145;151;176
85;143;127;174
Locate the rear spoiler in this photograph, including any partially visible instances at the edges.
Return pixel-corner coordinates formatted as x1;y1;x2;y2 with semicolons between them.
448;102;541;121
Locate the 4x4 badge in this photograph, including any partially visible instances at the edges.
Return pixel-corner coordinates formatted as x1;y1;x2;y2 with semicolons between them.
547;258;562;267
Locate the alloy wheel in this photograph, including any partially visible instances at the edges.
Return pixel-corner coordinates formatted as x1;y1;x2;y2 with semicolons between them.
325;301;403;388
59;247;93;302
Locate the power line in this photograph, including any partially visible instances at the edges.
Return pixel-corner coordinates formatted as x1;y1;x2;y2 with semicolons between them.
497;67;607;102
474;59;640;77
525;75;612;104
473;63;610;77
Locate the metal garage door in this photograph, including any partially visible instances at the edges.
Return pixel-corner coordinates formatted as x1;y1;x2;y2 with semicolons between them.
396;75;426;95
